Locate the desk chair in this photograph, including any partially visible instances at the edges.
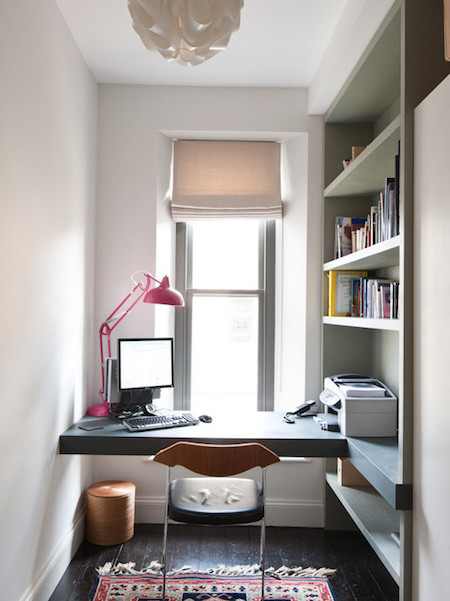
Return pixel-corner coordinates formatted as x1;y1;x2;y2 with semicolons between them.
153;441;280;600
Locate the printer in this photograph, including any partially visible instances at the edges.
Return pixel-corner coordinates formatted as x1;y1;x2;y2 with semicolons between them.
319;374;397;437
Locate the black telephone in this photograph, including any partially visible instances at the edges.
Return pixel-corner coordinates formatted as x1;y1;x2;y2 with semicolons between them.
283;400;316;423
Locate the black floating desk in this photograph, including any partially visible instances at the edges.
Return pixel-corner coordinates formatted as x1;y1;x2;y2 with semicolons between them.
59;411;411;510
59;412;347;458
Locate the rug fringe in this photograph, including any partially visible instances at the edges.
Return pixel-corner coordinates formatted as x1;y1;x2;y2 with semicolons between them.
96;560;162;575
96;561;336;578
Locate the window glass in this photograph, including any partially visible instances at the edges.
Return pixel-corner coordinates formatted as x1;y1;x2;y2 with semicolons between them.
191;220;259;289
190;295;259;413
174;219;275;412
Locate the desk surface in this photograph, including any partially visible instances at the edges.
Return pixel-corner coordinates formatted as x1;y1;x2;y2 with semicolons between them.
59;411;411;509
59;411;348;458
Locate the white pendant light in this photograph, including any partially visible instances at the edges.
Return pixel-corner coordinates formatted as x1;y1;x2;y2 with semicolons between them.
128;0;244;66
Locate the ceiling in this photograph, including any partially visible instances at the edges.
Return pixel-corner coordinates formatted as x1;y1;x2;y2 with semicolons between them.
55;0;349;88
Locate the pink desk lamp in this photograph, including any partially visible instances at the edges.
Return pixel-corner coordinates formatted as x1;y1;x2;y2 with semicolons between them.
87;271;184;417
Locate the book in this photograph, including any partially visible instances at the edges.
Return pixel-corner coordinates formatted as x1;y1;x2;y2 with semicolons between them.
394;143;400;236
334;217;366;258
445;0;450;61
339;217;352;257
328;270;368;317
351;278;361;317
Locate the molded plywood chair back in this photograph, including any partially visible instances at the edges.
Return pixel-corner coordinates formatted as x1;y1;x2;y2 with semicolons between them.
153;441;280;600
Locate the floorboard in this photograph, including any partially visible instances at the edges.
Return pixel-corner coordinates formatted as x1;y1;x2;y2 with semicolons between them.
49;525;398;601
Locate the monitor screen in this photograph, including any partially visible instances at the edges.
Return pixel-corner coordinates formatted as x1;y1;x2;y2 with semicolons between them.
118;338;174;391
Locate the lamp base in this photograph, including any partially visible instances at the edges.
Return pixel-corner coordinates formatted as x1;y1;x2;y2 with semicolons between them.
87;401;110;417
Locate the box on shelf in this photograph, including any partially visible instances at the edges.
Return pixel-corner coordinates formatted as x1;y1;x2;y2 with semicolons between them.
351;145;366;160
337;458;370;487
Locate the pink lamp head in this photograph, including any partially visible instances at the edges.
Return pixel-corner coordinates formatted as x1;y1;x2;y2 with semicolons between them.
143;275;184;306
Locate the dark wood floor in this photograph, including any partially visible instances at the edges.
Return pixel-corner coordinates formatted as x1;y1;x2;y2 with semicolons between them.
49;524;398;601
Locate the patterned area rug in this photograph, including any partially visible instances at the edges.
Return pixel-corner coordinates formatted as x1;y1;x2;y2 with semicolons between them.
91;570;336;601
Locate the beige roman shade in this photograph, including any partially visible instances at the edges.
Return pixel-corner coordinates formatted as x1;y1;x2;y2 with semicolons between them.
171;140;282;221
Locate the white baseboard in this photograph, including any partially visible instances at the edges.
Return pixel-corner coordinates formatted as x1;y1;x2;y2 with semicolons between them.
266;498;324;527
19;510;85;601
135;496;324;528
135;495;166;523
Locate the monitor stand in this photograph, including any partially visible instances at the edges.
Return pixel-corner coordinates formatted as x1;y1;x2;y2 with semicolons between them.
117;388;160;415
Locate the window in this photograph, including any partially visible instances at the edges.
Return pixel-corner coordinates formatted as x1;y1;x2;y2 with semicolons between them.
174;219;275;413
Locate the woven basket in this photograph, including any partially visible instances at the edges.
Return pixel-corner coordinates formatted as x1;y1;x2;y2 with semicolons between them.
86;480;135;546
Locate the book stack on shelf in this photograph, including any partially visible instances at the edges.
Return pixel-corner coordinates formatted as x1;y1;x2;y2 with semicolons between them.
328;270;398;319
334;146;400;259
354;277;398;319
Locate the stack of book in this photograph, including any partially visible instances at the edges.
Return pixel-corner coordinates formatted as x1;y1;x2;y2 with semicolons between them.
334;145;400;258
328;270;399;319
354;277;399;319
334;178;399;258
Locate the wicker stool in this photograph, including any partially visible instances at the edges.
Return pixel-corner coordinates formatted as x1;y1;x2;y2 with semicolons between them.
86;480;135;546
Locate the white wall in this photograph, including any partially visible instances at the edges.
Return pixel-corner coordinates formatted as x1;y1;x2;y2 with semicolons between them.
413;73;450;600
94;84;326;527
0;1;97;599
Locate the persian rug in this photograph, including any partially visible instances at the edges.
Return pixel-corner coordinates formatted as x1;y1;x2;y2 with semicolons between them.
91;564;336;601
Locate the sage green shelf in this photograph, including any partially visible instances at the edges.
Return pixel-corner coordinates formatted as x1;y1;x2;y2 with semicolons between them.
324;116;401;198
326;472;400;584
323;236;400;272
322;316;400;331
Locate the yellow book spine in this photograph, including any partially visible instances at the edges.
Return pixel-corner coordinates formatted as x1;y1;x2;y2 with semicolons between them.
328;271;336;316
328;270;368;317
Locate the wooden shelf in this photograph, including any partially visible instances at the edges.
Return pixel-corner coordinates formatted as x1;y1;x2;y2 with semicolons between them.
324;236;400;271
326;472;400;584
323;316;400;331
324;116;400;198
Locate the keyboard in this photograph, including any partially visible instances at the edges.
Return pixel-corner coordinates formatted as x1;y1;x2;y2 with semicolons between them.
122;412;199;432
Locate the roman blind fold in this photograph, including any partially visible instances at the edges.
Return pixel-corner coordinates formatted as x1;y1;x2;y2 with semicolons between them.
171;140;282;221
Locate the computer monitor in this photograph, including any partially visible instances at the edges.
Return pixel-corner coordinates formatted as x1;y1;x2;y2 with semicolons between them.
117;338;174;411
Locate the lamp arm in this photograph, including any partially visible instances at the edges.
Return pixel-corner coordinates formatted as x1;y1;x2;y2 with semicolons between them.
98;271;160;400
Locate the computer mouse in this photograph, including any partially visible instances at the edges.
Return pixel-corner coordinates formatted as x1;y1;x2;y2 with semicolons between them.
199;414;212;423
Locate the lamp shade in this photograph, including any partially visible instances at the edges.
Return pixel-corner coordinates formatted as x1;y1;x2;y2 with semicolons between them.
128;0;243;66
143;275;184;306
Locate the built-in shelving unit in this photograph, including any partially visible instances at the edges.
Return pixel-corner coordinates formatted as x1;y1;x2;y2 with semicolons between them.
322;2;409;597
322;1;450;597
321;2;450;599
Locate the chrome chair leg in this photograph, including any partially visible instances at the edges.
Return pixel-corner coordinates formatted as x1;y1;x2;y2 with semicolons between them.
260;515;266;600
260;468;267;600
161;467;171;601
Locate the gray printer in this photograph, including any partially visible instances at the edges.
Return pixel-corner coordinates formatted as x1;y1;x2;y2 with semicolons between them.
319;374;397;437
